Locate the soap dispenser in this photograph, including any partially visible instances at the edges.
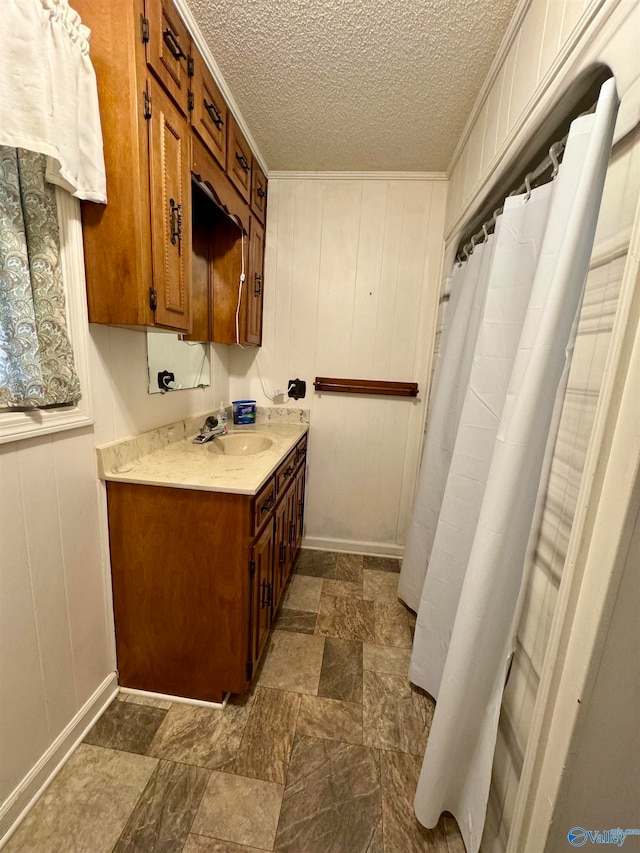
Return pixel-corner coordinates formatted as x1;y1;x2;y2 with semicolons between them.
218;402;228;424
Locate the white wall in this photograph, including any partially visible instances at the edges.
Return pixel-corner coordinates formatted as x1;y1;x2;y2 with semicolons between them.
434;0;640;849
229;175;447;555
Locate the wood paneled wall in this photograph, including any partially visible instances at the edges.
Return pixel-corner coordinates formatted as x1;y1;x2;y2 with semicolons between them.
229;176;447;554
0;326;229;833
0;428;113;810
435;1;640;849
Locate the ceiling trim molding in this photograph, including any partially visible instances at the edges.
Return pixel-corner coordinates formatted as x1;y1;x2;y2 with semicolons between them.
446;0;533;176
269;171;448;181
172;0;270;175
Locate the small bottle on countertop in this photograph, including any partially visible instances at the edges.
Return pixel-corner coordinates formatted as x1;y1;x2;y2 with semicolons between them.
218;401;228;423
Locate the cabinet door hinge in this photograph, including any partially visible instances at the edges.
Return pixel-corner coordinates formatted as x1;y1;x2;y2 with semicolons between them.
187;90;194;112
246;659;254;680
187;55;195;77
149;287;158;311
143;86;152;120
249;559;256;577
140;14;150;43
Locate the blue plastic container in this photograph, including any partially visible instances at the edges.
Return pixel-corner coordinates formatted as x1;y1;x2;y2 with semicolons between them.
232;399;257;425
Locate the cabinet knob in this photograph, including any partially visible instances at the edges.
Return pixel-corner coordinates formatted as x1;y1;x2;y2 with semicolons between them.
260;495;274;514
203;98;224;129
169;198;182;245
236;152;250;173
254;274;262;296
163;28;186;60
257;187;266;199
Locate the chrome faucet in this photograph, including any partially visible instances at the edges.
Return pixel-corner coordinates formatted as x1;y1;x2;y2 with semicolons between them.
192;415;228;444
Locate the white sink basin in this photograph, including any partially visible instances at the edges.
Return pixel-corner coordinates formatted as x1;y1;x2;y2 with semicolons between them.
205;432;275;456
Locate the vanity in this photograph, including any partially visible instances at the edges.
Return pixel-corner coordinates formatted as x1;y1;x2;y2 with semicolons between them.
98;414;308;703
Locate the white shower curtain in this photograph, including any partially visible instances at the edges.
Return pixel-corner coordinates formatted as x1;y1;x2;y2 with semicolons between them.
400;78;618;853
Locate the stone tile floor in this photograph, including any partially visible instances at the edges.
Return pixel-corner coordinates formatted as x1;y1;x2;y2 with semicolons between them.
5;551;465;853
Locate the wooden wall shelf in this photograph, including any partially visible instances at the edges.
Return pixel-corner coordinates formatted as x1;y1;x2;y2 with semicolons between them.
313;377;419;397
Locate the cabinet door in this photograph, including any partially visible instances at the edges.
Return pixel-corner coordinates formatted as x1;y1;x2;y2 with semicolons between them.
251;521;274;667
227;114;252;201
273;497;288;613
245;217;264;346
148;80;192;331
294;465;306;557
145;0;190;114
250;158;267;224
190;47;227;170
284;483;297;584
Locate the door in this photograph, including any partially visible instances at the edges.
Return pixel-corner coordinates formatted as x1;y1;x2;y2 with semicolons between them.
294;465;306;557
250;158;267;224
227;114;252;201
148;79;192;331
251;521;274;667
273;497;288;613
145;0;191;114
190;46;227;170
246;217;264;346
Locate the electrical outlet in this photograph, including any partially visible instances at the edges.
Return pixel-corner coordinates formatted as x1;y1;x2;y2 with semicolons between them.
288;378;306;400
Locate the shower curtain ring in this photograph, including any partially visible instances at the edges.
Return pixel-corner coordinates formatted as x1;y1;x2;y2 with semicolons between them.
524;174;532;202
470;234;478;253
482;223;490;243
549;142;562;178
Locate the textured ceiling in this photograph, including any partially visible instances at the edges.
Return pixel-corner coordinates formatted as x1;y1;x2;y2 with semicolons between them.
186;0;520;172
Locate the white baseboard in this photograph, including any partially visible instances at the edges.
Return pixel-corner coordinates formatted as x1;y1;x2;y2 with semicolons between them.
119;687;228;710
301;536;404;559
0;671;118;849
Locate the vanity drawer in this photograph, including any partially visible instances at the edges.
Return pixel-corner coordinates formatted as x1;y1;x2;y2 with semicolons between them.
276;450;297;497
295;435;307;467
253;478;276;532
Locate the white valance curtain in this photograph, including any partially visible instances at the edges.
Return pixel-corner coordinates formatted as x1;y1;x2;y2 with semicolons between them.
399;78;618;853
0;0;106;203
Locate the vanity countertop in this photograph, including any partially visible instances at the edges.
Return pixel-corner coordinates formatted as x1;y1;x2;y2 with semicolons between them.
97;414;309;496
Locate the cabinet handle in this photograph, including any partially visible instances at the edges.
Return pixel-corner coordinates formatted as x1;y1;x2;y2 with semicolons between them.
236;152;250;172
169;198;182;245
283;465;294;478
289;521;296;544
254;274;262;296
260;579;268;608
298;499;303;519
260;495;274;514
163;28;186;60
203;99;224;129
268;582;273;606
257;187;266;199
279;541;286;566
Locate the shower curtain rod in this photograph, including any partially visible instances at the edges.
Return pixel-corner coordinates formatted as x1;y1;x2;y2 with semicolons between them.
456;100;597;265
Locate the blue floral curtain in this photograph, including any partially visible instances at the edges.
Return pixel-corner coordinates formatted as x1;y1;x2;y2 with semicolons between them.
0;146;81;408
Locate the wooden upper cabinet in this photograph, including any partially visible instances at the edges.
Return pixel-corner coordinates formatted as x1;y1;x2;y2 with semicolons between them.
190;47;227;170
148;79;192;331
246;216;264;346
250;158;267;224
144;0;190;114
227;114;252;202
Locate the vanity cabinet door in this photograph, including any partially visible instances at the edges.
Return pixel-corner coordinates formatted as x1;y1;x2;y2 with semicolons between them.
144;0;191;114
251;521;274;667
148;79;192;331
273;497;289;612
294;464;306;557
